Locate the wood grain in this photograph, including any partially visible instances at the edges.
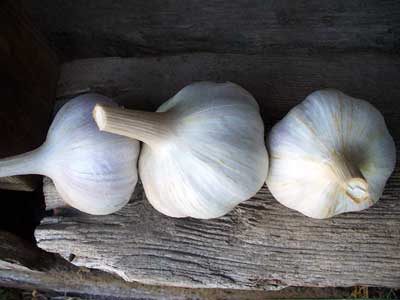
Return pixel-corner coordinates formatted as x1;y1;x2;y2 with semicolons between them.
0;231;350;299
35;53;400;289
55;53;400;135
36;172;400;289
0;230;210;299
25;0;400;59
0;0;59;191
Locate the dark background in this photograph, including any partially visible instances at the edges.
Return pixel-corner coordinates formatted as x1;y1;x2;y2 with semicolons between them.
24;0;400;60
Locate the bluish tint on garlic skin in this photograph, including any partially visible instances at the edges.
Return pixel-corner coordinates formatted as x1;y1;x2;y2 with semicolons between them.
0;94;140;215
267;89;396;219
94;82;269;219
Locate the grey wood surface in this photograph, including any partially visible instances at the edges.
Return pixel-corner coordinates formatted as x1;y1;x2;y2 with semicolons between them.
0;230;219;299
55;53;400;136
35;54;400;289
37;175;400;289
1;231;350;300
25;0;400;60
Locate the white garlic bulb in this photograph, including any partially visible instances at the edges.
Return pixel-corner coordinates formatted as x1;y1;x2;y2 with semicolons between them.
267;89;396;219
94;82;269;219
0;94;139;215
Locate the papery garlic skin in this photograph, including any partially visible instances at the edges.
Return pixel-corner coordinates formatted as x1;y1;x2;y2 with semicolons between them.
95;82;269;219
46;94;140;215
0;94;140;215
141;82;269;218
266;89;396;219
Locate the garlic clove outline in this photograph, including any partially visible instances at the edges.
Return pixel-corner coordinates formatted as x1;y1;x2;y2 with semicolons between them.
94;82;269;219
266;89;396;219
0;93;140;215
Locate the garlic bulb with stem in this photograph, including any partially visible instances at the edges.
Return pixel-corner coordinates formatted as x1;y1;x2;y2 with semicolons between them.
94;82;269;219
266;89;396;219
0;94;140;215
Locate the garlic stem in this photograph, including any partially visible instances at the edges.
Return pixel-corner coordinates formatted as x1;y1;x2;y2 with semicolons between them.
0;147;44;177
93;105;172;147
332;155;369;203
346;178;369;203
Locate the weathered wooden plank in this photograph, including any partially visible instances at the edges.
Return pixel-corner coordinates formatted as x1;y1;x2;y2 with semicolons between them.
0;230;191;299
0;0;59;191
25;0;400;59
55;53;400;135
35;53;400;289
37;172;400;290
0;231;350;299
0;269;351;300
9;288;373;300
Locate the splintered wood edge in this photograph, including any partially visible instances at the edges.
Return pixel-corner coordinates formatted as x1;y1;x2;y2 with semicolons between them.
2;231;298;300
37;175;400;290
0;230;349;299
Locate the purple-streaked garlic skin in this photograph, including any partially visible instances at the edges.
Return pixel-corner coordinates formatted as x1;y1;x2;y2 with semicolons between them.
0;93;139;215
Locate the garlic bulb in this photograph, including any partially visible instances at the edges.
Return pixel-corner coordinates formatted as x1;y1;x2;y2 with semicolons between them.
267;89;396;219
94;82;269;219
0;94;139;215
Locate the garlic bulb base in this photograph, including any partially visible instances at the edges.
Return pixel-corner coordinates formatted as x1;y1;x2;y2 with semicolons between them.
346;178;369;204
94;104;171;147
333;155;370;204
